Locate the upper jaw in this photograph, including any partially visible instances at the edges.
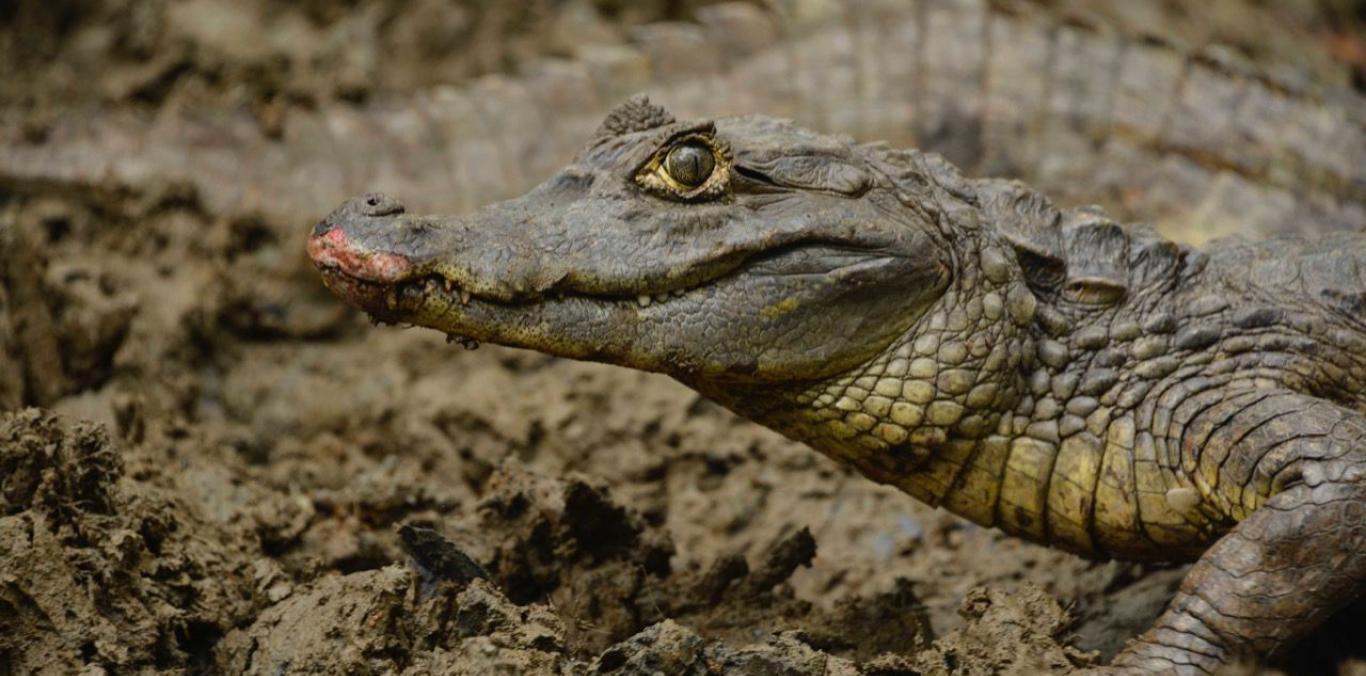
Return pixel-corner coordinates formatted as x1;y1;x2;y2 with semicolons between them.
307;225;416;286
308;192;842;310
309;193;418;284
307;190;908;333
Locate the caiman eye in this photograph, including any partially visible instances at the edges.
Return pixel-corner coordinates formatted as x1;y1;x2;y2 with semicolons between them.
635;132;730;201
664;143;715;188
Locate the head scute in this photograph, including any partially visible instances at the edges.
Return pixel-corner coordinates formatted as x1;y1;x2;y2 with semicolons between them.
595;94;676;138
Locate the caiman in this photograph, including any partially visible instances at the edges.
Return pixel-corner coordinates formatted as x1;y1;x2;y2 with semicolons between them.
309;96;1366;673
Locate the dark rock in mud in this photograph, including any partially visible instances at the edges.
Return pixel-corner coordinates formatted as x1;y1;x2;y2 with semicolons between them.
399;522;491;584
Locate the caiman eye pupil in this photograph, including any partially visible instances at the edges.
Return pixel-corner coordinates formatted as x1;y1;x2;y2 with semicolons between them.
664;143;715;188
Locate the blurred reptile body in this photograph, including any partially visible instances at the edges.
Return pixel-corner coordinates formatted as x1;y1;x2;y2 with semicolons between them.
4;1;1364;241
310;97;1366;674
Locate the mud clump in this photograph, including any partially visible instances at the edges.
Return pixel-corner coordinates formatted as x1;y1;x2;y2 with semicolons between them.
458;469;675;654
0;409;261;674
209;462;945;675
906;586;1098;675
216;568;574;674
456;469;942;666
400;467;934;664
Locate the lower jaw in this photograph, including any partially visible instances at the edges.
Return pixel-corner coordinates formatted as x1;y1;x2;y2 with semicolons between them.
317;268;412;323
318;267;566;352
317;268;736;376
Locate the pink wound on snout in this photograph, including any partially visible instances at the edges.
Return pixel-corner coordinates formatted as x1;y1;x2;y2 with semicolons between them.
307;226;414;283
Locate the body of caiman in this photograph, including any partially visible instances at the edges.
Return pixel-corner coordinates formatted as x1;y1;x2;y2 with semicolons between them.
309;96;1366;673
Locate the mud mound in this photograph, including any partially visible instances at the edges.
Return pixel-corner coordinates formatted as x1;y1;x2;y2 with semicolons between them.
906;586;1095;676
211;463;1085;675
0;406;1093;674
0;409;261;674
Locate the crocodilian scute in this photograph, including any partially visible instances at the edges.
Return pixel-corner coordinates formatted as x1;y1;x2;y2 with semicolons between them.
595;94;675;138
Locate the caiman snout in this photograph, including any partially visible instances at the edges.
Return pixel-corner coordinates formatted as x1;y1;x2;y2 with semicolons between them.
312;192;406;237
308;192;415;285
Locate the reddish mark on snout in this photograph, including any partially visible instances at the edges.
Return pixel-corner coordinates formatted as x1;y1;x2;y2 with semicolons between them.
308;226;415;283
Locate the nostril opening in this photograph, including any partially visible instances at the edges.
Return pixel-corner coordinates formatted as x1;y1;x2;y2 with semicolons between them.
356;193;404;217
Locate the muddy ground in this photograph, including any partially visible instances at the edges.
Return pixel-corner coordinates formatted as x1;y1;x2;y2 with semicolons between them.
2;1;1365;675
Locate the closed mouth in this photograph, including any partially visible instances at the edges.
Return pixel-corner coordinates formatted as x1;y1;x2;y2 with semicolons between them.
315;238;888;316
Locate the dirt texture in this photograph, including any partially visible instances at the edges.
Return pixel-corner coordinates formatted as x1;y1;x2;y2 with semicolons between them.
1;1;1365;675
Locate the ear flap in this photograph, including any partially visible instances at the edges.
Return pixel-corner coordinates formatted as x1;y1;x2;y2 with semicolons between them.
973;179;1135;306
1059;208;1129;305
974;179;1067;291
595;94;676;138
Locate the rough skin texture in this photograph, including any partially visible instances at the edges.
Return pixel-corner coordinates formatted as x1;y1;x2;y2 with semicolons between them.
309;99;1366;674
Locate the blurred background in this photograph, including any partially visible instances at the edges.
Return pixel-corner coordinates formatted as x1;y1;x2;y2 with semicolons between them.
3;0;1363;115
1;2;1364;675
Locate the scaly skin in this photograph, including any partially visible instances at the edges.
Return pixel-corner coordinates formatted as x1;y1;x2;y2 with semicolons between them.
4;1;1364;239
309;99;1366;673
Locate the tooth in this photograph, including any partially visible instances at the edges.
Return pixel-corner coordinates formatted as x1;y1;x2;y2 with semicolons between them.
445;334;479;350
460;289;471;305
637;295;651;308
654;293;668;303
444;278;455;293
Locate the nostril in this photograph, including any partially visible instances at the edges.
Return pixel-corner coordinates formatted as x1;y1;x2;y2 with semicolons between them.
356;192;405;217
316;193;406;244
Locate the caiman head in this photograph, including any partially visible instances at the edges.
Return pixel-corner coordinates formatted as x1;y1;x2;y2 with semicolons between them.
309;96;1040;472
